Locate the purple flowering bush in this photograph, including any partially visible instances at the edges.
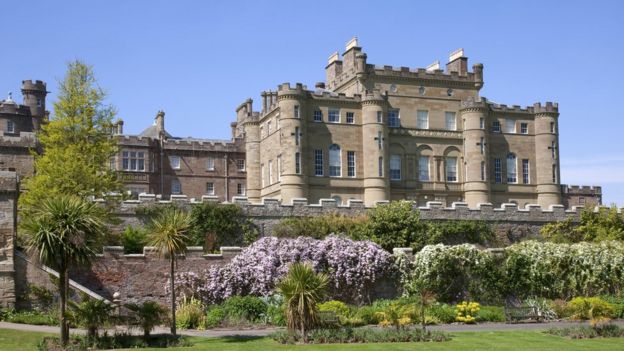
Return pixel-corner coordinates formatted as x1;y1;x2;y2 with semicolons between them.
175;235;396;304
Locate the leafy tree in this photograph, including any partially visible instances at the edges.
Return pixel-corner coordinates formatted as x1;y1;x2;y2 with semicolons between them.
277;262;328;343
188;202;247;250
20;60;121;207
147;207;191;337
21;195;107;346
121;226;148;254
541;205;624;243
125;301;166;340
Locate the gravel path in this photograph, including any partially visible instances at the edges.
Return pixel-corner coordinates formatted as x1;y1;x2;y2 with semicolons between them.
1;320;623;337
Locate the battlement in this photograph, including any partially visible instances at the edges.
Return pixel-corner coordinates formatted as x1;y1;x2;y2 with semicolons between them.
21;80;47;91
162;137;243;152
277;82;307;95
532;102;559;114
562;185;602;195
310;90;362;104
97;245;242;260
0;102;31;115
370;64;479;85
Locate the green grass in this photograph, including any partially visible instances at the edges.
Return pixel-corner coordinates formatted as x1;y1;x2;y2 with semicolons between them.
0;328;623;351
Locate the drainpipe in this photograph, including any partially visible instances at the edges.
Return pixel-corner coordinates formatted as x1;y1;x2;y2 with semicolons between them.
224;154;229;201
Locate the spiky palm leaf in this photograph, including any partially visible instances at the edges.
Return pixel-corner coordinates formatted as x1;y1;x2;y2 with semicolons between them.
277;262;328;342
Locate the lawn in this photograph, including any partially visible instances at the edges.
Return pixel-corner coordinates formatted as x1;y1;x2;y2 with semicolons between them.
1;328;623;351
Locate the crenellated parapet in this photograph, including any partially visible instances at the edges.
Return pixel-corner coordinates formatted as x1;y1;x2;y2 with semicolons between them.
562;185;602;195
97;245;242;261
277;83;307;100
532;102;559;116
0;132;38;148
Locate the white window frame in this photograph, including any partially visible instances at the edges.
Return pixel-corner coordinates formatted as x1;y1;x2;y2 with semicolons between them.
170;156;181;170
329;144;341;177
347;151;356;177
295;152;301;174
313;110;323;122
494;158;502;183
445;112;456;131
522;159;530;184
416;110;429;129
505;118;515;133
314;149;323;176
520;123;528;134
346;111;354;124
419;156;430;181
492;121;501;133
479;117;485;129
206;157;215;171
261;164;265;187
236;159;245;172
122;151;145;171
237;183;246;196
328;109;340;123
294;105;300;118
171;179;181;194
6;120;15;133
206;182;215;195
388;109;400;128
507;153;517;183
446;157;458;182
277;155;282;182
390;154;401;180
377;111;383;123
268;160;273;184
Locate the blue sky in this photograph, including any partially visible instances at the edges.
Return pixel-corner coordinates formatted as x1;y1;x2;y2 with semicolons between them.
2;0;623;205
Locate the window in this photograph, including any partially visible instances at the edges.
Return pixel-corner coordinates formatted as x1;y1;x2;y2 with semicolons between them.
377;111;383;123
261;164;265;187
268;160;273;184
579;197;585;205
505;119;515;133
328;109;340;123
277;155;282;182
520;123;528;134
313;110;323;122
329;144;341;176
492;121;501;133
294;105;300;118
267;121;272;134
480;161;486;181
236;159;245;172
295;152;301;174
378;157;384;177
206;182;215;195
480;137;485;154
479;117;485;129
346;112;354;124
314;149;323;176
390;155;401;180
377;131;384;150
446;157;458;182
36;98;42;107
550;122;555;134
6;120;15;133
551;141;557;158
237;183;246;196
522;159;530;184
171;179;181;194
295;126;300;146
507;153;517;183
494;158;502;183
552;164;557;183
445;112;456;130
347;151;356;177
122;151;145;171
170;156;181;170
388;109;400;128
416;110;428;129
206;157;215;171
419;156;430;181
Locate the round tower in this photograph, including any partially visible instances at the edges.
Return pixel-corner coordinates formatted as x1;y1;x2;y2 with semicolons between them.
243;120;261;203
277;83;307;204
534;102;561;208
21;80;47;120
460;100;490;207
361;91;389;206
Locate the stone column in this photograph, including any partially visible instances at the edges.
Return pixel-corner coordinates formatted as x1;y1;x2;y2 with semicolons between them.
460;101;490;207
534;102;561;207
361;91;389;206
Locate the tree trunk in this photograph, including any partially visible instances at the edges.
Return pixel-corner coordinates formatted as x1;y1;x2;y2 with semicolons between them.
420;296;426;334
59;266;69;346
170;257;176;337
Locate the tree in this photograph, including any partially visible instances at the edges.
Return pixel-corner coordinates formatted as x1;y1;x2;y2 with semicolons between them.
21;195;107;346
147;207;191;337
68;297;113;341
125;301;166;340
20;60;121;207
276;262;328;343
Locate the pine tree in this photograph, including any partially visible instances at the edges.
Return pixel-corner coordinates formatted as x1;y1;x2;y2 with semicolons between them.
21;60;121;206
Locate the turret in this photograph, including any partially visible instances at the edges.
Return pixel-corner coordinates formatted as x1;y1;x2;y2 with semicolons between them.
361;90;389;206
460;98;490;207
534;102;561;207
155;110;165;139
277;83;307;204
243;120;261;203
21;80;47;129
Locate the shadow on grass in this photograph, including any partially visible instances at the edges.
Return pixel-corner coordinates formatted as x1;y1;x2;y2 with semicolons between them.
216;335;265;343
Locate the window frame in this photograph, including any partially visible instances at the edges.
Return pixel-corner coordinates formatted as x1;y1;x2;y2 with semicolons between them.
388;109;401;128
446;157;458;182
347;151;356;177
419;156;430;181
416;110;429;129
445;112;457;131
170;155;181;170
314;149;323;176
390;154;402;181
6;120;15;133
520;122;528;134
206;182;215;195
506;153;517;183
494;158;502;183
171;179;182;194
328;109;340;123
237;183;246;196
236;159;245;172
522;159;530;184
329;144;341;177
313;110;323;122
346;111;355;124
206;157;215;171
492;121;501;133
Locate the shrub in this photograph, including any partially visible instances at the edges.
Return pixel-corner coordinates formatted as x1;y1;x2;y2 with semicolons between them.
546;324;624;339
455;301;480;324
175;235;395;304
188;202;249;251
3;309;58;326
270;327;450;344
273;213;367;240
524;298;557;321
204;306;226;328
541;205;624;243
175;296;205;330
551;299;572;319
600;295;624;319
124;301;166;339
318;300;350;319
121;226;147;254
262;294;286;326
222;295;267;323
427;303;456;324
568;297;614;321
27;284;55;311
476;306;505;322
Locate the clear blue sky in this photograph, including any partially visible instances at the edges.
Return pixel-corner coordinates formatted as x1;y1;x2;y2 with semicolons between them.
2;0;623;206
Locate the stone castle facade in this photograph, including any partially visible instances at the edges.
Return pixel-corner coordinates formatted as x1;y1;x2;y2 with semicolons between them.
1;40;602;208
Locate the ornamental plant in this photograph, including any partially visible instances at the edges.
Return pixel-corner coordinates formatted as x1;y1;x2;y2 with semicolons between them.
174;235;395;304
455;301;480;324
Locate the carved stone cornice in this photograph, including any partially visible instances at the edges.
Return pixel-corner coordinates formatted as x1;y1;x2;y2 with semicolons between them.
389;128;463;139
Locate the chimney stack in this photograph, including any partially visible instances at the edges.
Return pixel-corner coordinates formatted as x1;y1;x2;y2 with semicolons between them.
446;48;468;76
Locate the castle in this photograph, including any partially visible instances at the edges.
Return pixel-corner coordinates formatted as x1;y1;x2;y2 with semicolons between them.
0;40;602;208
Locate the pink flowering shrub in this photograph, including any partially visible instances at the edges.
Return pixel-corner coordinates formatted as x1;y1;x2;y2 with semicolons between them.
174;235;396;304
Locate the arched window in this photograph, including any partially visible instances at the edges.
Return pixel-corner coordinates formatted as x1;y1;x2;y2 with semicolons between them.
507;153;517;183
329;144;341;177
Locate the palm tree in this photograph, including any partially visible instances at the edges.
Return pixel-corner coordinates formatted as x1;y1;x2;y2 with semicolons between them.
68;297;113;341
147;207;191;337
277;262;328;343
21;195;107;346
125;301;166;340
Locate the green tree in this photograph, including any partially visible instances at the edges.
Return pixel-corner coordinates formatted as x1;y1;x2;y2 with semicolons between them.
68;297;113;341
21;195;107;346
541;205;624;243
277;262;328;343
20;60;121;207
147;207;191;337
125;301;166;340
188;202;248;251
